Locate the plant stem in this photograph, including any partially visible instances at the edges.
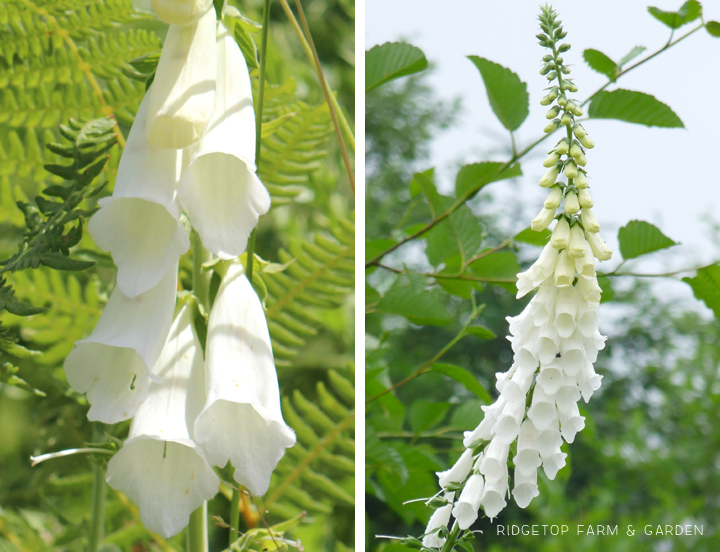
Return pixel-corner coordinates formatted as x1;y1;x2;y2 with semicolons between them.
439;522;462;552
192;231;211;312
292;0;355;192
229;485;241;546
187;503;208;552
88;462;106;552
277;0;355;152
247;0;271;284
365;306;483;404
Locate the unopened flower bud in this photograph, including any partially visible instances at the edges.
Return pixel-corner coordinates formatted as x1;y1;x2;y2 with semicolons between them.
558;43;571;53
546;71;557;81
578;188;593;208
557;95;567;107
571;103;583;117
539;164;560;187
564;190;579;215
575;152;587;166
555;138;569;155
564;160;578;179
574;170;588;189
578;134;595;149
581;207;600;233
554;249;575;287
568;223;587;257
562;79;578;92
539;63;554;76
546;106;561;119
560;112;573;126
542;54;554;62
544;119;560;134
572;123;586;138
531;207;556;231
585;230;612;261
544;185;563;210
560;65;571;74
540;95;553;106
556;57;564;64
551;216;570;249
569;142;584;160
543;151;560;168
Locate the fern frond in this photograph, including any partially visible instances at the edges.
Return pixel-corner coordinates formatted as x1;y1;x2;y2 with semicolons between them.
260;79;334;203
266;366;355;519
262;214;354;367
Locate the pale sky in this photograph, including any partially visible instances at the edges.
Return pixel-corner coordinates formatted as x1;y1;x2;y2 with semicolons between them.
366;0;720;306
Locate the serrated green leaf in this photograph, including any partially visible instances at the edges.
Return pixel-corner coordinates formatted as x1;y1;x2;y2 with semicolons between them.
514;227;551;247
431;363;492;402
365;42;428;93
683;265;720;319
648;1;701;29
376;273;452;326
583;49;618;80
454;162;522;199
467;251;520;281
467;56;529;131
589;89;684;128
618;220;678;260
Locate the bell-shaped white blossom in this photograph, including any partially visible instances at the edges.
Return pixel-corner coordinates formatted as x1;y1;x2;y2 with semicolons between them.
147;7;217;149
452;474;485;529
516;243;558;298
478;438;510;482
150;0;213;25
88;95;189;298
478;469;508;520
179;22;270;260
512;467;539;508
194;263;295;496
422;495;454;549
106;306;219;538
437;448;474;489
513;420;542;476
64;266;178;423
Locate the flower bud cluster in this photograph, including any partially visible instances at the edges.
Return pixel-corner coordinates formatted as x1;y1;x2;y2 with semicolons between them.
63;4;294;538
420;8;610;540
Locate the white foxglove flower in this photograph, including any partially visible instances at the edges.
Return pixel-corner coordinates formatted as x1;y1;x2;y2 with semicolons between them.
89;95;189;298
512;467;539;508
585;229;613;261
554;249;575;287
194;263;295;496
106;306;219;538
513;420;542;476
544;185;563;209
64;266;178;423
150;0;214;25
478;438;510;482
550;217;570;249
541;450;567;480
558;403;585;443
581;207;600;233
578;188;593;208
527;386;557;431
539;165;559;187
567;223;587;258
463;398;506;447
422;497;454;549
516;243;558;298
179;22;270;260
536;363;564;394
452;474;485;529
437;448;474;489
479;470;508;520
554;285;578;338
147;7;217;149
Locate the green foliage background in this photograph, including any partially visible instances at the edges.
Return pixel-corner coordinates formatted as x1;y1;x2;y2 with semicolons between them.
0;0;355;550
365;4;720;552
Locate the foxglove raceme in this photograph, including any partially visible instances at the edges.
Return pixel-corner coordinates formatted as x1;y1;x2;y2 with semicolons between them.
194;263;296;496
64;265;178;423
179;22;270;259
106;306;219;538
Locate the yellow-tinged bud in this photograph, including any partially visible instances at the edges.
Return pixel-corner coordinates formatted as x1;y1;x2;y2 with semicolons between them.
546;106;561;119
564;190;580;215
544;185;563;209
564;160;578;179
557;95;567;107
586;230;612;261
568;223;587;257
551;216;570;249
532;207;556;231
540;95;553;106
578;134;595;149
544;119;560;134
555;138;569;155
575;152;587;166
554;249;575;287
582;207;600;233
575;170;588;189
569;142;584;160
543;151;560;168
567;101;583;117
540;165;560;187
546;71;557;81
572;123;586;138
560;112;573;126
578;188;593;208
